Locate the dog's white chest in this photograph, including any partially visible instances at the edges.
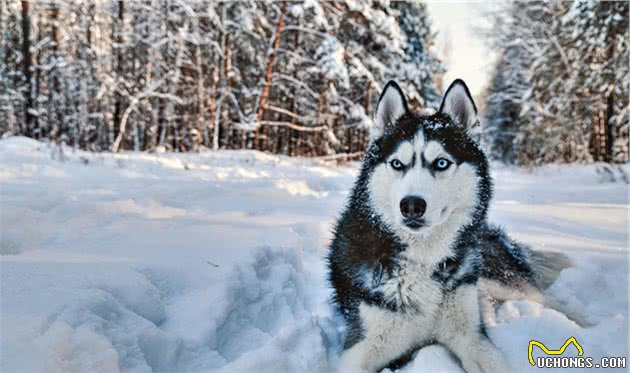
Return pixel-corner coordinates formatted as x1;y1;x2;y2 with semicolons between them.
358;264;444;364
379;257;443;314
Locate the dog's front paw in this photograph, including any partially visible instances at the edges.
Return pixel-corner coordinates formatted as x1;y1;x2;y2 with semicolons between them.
337;343;373;373
464;341;509;373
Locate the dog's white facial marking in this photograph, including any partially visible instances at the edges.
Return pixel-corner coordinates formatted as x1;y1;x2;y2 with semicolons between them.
368;129;479;255
422;141;446;163
393;141;414;166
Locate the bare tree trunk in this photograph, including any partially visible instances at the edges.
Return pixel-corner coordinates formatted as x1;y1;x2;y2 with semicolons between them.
194;44;205;149
605;92;615;163
49;3;63;143
255;1;287;152
208;67;218;148
160;23;187;150
605;16;617;163
21;0;34;135
77;1;91;149
145;53;158;151
256;1;287;121
112;0;125;149
34;15;43;138
284;12;301;156
213;9;231;151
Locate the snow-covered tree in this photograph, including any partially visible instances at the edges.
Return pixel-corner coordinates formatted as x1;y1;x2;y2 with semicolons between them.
482;1;537;163
483;0;628;165
390;0;443;110
0;0;24;135
0;0;443;156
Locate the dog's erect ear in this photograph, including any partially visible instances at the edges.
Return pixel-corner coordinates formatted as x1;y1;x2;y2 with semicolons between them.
372;81;408;139
439;79;478;128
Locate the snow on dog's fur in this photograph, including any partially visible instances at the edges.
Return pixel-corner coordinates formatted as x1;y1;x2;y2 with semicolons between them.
327;80;574;372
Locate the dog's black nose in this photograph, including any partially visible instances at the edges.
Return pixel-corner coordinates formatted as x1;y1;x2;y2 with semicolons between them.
400;196;427;219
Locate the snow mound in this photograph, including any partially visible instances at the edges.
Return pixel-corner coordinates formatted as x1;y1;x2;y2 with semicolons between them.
214;247;333;371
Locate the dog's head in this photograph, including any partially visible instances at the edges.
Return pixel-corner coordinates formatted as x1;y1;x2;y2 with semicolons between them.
364;80;491;241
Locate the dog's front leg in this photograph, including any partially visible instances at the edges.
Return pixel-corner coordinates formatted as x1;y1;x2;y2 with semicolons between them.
337;304;419;373
437;285;508;373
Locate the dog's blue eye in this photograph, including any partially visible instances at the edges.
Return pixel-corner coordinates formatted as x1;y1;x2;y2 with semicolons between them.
434;158;451;171
390;159;404;171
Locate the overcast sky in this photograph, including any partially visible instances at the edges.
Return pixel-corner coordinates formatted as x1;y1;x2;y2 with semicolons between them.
426;1;496;97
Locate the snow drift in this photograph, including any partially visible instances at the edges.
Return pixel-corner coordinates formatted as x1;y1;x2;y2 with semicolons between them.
1;137;628;372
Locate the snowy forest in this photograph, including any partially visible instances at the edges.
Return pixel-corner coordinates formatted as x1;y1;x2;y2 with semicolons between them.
0;0;441;157
0;0;628;164
1;3;629;371
484;1;629;165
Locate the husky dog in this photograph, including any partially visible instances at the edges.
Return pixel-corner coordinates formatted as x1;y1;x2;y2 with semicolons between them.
327;80;573;372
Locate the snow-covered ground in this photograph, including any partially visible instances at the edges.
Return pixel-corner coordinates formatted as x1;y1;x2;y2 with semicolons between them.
1;136;628;372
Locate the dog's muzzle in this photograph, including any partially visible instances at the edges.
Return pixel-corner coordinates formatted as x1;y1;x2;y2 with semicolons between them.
400;196;427;230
